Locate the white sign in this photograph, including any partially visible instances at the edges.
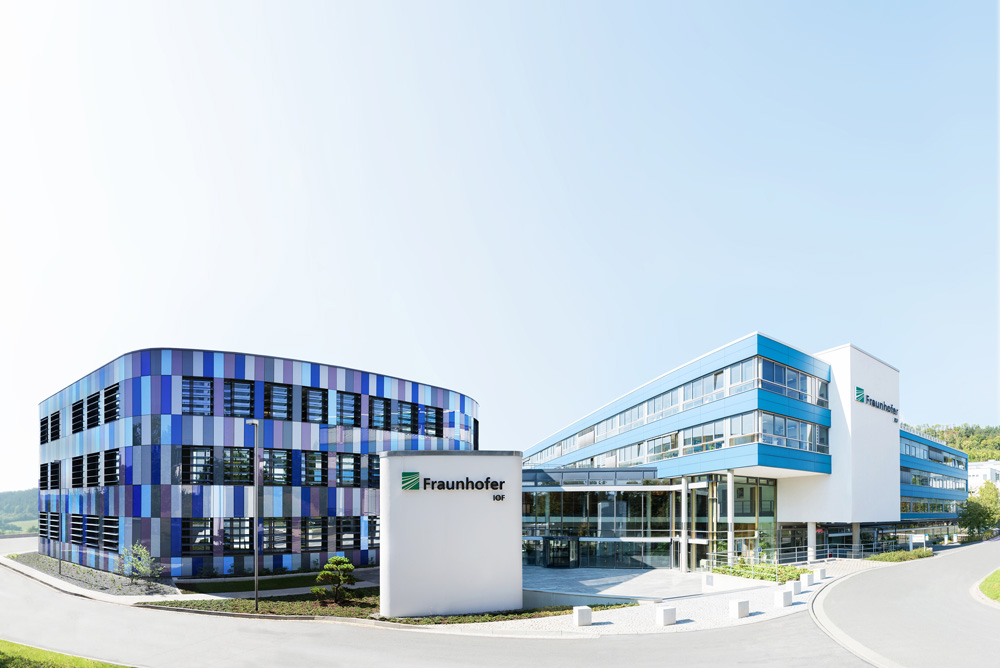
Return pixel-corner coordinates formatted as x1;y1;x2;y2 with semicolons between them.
380;450;522;618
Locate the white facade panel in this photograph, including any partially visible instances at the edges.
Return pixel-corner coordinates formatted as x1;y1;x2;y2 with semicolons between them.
380;451;522;618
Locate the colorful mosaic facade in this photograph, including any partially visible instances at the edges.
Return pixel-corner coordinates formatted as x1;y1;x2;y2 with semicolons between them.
37;349;479;577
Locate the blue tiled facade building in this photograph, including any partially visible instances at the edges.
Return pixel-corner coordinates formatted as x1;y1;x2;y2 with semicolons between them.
38;348;479;577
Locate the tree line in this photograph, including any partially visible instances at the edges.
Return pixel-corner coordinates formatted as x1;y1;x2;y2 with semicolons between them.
914;424;1000;462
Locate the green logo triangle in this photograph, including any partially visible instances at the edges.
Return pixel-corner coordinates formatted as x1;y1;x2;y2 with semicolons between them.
855;387;865;403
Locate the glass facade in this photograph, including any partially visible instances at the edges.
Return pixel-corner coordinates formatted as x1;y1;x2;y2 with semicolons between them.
525;356;830;467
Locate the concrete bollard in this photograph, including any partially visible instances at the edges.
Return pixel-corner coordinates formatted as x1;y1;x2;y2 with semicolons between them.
775;590;792;608
799;572;813;587
702;573;714;587
573;606;592;626
816;568;826;580
655;606;677;626
788;580;802;595
730;599;749;619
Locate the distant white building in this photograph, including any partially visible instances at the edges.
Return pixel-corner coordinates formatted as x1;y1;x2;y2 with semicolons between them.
968;461;1000;492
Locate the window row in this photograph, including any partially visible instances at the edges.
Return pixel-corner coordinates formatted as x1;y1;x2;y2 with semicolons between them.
899;467;967;491
41;384;120;444
180;447;379;487
900;497;960;514
182;378;446;436
179;516;379;555
526;357;829;467
48;514;120;551
900;438;967;470
40;451;119;490
571;411;830;469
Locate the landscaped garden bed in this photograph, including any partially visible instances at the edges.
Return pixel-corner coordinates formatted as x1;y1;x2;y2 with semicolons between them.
139;587;635;624
711;560;811;584
865;547;933;562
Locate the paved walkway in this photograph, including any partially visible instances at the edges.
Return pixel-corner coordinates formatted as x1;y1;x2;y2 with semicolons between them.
0;540;866;668
815;538;1000;668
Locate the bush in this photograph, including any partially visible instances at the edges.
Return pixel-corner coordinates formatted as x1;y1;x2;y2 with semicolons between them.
865;547;933;562
711;559;810;584
117;541;163;586
315;556;357;603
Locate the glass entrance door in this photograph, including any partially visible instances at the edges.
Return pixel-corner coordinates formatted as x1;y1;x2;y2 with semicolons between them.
543;536;580;568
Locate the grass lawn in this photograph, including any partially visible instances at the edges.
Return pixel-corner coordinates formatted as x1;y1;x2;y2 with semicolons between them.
176;573;325;594
711;562;810;584
865;548;933;562
0;639;126;667
980;569;1000;602
141;587;635;624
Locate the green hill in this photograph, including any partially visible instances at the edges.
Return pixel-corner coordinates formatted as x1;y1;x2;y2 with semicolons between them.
0;488;37;534
914;424;1000;462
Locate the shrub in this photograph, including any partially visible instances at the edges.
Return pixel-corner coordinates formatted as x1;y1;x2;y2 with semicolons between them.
711;559;810;584
315;556;357;603
117;541;163;585
865;547;933;562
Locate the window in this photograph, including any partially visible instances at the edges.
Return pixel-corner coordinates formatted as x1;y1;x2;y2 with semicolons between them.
182;519;213;555
336;516;361;550
104;384;120;422
224;448;253;484
262;518;291;553
72;400;84;434
38;513;48;540
49;461;60;491
369;397;389;430
368;516;380;548
302;517;328;552
474;418;479;450
86;452;100;487
337;454;360;487
40;417;48;445
86;392;101;429
104;450;120;486
85;516;100;549
264;383;292;420
102;517;119;551
424;406;443;438
46;513;60;541
39;463;49;491
302;387;328;423
224;380;254;418
182;377;214;416
70;514;84;545
49;411;60;441
223;518;252;553
337;392;361;427
395;401;417;434
302;451;328;486
263;449;291;485
367;455;380;488
71;456;84;488
182;446;214;484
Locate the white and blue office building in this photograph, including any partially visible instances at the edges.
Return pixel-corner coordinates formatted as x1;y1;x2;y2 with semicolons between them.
521;333;968;570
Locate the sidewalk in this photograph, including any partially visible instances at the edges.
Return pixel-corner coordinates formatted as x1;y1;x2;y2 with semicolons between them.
1;545;887;637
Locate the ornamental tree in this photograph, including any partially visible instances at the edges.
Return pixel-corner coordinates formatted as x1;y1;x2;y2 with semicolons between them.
315;556;357;603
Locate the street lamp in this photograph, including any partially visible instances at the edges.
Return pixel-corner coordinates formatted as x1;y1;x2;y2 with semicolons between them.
246;419;261;612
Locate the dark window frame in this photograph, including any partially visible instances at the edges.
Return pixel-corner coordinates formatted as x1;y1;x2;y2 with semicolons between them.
72;400;85;434
224;379;255;418
336;454;360;487
182;377;215;416
181;518;214;556
337;391;361;428
223;518;252;554
302;451;328;486
181;446;215;484
424;406;443;438
223;447;253;485
262;518;291;553
262;449;292;486
369;397;389;430
301;517;328;552
103;384;120;423
71;455;84;489
336;516;361;551
301;386;328;424
86;452;101;488
395;401;417;434
103;450;120;486
263;383;293;421
368;516;380;548
367;455;380;488
86;392;101;429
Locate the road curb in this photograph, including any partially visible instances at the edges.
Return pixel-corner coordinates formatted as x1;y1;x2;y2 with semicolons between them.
969;570;1000;612
809;562;909;668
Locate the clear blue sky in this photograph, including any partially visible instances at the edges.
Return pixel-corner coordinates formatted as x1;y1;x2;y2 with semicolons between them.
0;1;996;491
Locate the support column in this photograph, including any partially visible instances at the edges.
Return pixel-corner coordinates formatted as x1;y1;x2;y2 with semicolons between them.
727;469;735;566
807;521;816;562
680;476;689;572
852;522;861;557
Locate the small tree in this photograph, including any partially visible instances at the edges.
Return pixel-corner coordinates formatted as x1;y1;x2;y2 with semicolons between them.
315;556;357;603
117;541;163;588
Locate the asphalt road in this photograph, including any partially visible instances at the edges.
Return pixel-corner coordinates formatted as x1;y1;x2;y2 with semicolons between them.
817;538;1000;668
0;536;864;668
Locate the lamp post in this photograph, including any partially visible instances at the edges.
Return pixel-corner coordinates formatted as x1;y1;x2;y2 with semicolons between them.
57;460;62;576
246;419;260;613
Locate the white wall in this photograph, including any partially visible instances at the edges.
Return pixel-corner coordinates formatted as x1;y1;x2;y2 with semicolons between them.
778;345;901;523
380;451;523;618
